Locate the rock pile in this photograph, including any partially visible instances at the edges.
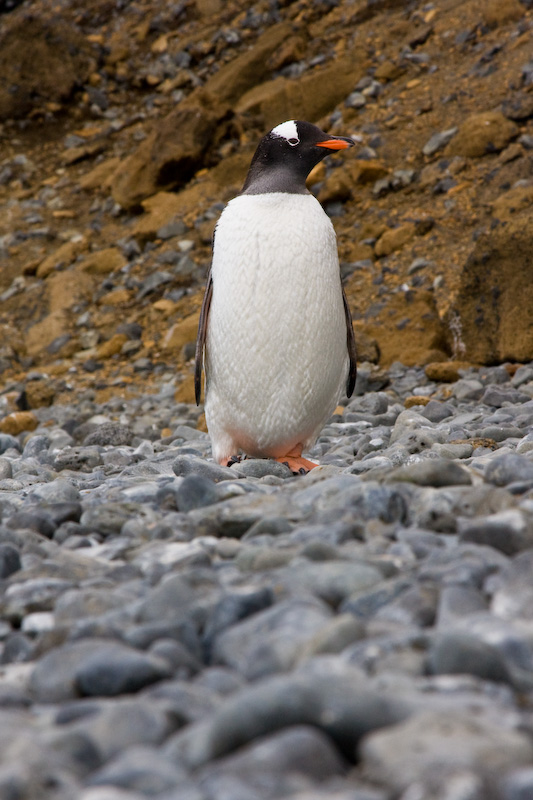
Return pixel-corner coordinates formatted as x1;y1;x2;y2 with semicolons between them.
0;0;531;393
0;362;533;798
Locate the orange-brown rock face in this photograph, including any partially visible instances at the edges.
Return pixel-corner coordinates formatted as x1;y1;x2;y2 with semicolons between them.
0;0;532;399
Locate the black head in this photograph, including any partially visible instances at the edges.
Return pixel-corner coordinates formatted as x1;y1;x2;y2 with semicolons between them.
241;119;355;195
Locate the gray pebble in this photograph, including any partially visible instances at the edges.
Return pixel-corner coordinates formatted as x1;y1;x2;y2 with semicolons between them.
233;458;293;479
211;599;332;679
422;127;458;156
80;502;150;537
30;478;80;503
75;643;172;697
172;455;237;482
4;357;533;798
427;631;514;686
0;457;12;480
198;725;345;797
384;459;471;487
482;385;530;407
458;509;533;555
0;434;21;454
176;474;219;512
54;446;103;472
84;422;135;447
500;768;533;800
490;550;533;620
87;745;186;795
484;453;533;487
166;667;407;769
420;399;455;422
6;508;56;537
0;543;21;578
360;709;533;793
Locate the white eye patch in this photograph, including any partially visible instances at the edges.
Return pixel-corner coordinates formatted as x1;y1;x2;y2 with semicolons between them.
271;120;299;145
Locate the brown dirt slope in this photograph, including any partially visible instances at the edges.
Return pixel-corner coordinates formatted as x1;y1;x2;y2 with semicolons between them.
0;0;532;408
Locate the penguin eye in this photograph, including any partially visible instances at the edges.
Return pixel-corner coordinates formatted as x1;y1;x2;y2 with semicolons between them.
287;137;300;147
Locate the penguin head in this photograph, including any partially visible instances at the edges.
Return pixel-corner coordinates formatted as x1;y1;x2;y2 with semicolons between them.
241;119;355;195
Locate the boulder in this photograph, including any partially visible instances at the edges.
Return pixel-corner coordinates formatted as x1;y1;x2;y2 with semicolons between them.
79;248;127;275
445;112;518;158
204;22;293;105
47;268;94;313
375;223;416;257
352;288;450;367
447;210;533;363
0;16;95;120
162;312;200;354
237;55;364;132
481;0;525;28
492;184;533;222
25;311;70;360
36;238;87;279
111;97;231;209
0;411;38;435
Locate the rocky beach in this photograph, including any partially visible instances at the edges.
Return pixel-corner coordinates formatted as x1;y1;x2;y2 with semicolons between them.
1;0;533;798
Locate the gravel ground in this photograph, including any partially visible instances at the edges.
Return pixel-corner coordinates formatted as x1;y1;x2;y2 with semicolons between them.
2;361;533;800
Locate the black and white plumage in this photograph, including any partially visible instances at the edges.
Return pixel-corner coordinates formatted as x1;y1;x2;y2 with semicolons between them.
195;119;356;471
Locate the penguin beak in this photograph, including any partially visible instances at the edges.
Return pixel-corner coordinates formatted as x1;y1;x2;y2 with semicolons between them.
316;136;355;150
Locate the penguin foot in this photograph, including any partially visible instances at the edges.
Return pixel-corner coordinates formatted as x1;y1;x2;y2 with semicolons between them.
275;455;318;474
226;455;241;467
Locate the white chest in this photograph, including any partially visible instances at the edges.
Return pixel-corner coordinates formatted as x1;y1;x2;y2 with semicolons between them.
204;192;348;459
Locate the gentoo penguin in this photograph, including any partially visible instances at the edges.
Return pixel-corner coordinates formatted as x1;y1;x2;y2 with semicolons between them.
195;119;357;473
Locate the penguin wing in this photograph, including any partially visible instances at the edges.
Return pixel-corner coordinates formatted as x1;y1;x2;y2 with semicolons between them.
194;270;213;405
342;286;357;397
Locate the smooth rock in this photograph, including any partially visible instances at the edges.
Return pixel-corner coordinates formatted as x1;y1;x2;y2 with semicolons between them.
483;453;533;487
197;725;345;798
176;474;219;512
165;668;407;768
361;710;533;792
172;455;237;482
384;459;471;487
458;509;533;555
0;543;22;578
87;745;185;795
211;599;333;679
84;423;135;447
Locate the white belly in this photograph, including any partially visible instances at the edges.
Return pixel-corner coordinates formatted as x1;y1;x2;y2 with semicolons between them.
204;192;348;463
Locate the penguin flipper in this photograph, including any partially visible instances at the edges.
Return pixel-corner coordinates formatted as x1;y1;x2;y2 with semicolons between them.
342;286;357;398
194;271;213;405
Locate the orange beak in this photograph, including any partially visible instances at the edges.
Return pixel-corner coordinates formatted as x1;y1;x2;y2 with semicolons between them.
316;137;354;150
